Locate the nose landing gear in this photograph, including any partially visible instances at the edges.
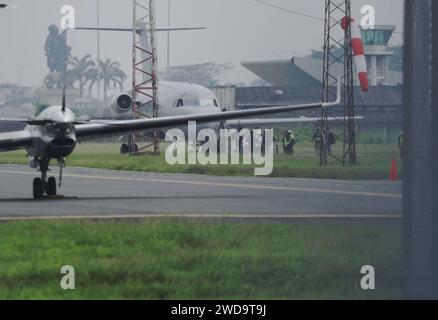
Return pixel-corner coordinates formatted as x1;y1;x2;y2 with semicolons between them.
31;158;63;200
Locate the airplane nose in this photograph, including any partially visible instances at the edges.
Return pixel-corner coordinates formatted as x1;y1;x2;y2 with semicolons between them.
54;122;71;130
48;136;77;158
51;137;76;147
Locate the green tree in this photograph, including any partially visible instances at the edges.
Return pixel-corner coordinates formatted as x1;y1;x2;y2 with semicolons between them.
160;63;232;87
44;69;77;89
88;58;127;103
69;55;96;98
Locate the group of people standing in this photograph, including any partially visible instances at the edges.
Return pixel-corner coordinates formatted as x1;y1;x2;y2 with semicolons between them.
280;128;405;160
280;128;336;156
312;128;336;155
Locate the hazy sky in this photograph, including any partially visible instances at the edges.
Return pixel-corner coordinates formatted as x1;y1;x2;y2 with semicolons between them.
0;0;404;87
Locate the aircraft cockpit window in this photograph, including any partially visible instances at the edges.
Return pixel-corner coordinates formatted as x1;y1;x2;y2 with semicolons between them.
184;99;198;106
177;98;219;107
199;99;217;107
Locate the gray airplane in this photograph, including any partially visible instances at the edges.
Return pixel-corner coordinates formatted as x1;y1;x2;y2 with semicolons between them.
0;84;340;199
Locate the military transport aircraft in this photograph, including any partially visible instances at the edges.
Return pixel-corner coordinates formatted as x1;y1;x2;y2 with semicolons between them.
0;82;340;199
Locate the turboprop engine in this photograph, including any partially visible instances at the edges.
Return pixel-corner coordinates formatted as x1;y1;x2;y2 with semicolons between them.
112;93;133;113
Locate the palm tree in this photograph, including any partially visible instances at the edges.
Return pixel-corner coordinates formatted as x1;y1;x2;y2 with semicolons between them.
44;69;77;89
69;55;96;98
88;58;127;104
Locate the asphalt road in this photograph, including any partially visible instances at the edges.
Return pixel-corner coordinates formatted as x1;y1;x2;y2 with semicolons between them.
0;164;402;222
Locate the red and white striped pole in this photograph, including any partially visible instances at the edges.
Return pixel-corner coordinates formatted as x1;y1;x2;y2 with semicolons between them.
342;17;369;92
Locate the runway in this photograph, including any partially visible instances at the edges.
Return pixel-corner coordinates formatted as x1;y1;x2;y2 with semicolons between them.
0;164;402;223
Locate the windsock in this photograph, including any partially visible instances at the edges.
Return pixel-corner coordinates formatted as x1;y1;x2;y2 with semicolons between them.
342;17;369;92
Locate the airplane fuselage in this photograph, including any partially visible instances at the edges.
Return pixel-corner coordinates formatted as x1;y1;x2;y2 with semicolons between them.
25;107;77;159
157;81;223;134
116;80;223;135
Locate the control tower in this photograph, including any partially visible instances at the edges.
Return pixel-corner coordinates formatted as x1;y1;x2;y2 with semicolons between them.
361;25;401;86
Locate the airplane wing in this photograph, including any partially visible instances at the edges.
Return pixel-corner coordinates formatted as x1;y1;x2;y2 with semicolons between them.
0;84;340;151
226;116;364;129
0;130;33;152
0;116;61;124
0;118;33;152
0;117;98;152
0;117;30;123
0;117;91;125
75;84;341;140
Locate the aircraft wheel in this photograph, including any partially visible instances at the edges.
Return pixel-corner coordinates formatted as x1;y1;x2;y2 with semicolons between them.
47;177;57;196
130;144;139;153
33;178;43;199
120;143;129;154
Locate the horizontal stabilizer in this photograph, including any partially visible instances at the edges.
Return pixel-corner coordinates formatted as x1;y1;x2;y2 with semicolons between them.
74;26;206;33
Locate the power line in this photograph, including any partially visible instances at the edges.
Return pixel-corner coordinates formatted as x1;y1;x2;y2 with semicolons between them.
252;0;404;36
252;0;324;22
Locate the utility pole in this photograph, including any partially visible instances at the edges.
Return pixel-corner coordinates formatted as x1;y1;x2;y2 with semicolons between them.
167;0;171;70
96;0;101;104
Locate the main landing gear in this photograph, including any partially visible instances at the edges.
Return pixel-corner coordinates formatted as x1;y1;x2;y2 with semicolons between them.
120;135;139;154
32;158;64;199
120;143;138;154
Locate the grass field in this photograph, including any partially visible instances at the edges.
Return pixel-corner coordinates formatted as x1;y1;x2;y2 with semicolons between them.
0;221;401;300
0;137;402;180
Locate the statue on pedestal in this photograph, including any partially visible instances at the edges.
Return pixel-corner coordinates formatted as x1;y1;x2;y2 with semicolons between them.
44;24;72;89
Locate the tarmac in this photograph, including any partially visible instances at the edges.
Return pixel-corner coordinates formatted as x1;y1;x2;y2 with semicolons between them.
0;164;402;223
